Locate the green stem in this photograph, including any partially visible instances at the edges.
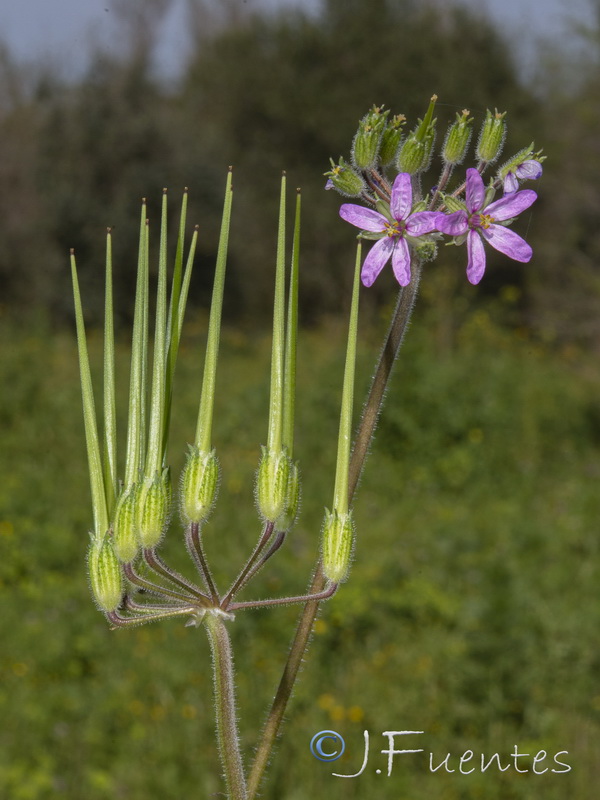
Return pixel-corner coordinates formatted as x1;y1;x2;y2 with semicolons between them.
204;613;247;800
247;256;423;799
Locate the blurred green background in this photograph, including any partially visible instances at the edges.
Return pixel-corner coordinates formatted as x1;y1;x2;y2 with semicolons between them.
1;0;599;797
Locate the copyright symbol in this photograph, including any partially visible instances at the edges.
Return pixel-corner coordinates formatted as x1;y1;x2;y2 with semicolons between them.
310;730;345;762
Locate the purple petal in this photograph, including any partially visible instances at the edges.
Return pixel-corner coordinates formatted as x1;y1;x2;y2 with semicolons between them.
361;237;394;287
482;224;533;263
465;168;485;214
503;172;519;194
486;189;537;222
390;172;412;222
339;204;387;233
405;211;438;236
435;210;468;236
466;230;486;284
516;160;543;181
391;238;411;286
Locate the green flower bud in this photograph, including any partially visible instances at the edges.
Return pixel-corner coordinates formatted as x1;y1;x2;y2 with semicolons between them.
137;470;170;548
275;460;301;533
88;534;123;613
180;445;220;525
476;108;507;164
322;509;354;583
256;446;290;523
442;109;473;166
324;157;367;197
112;487;140;563
397;95;437;175
379;114;406;167
351;105;388;170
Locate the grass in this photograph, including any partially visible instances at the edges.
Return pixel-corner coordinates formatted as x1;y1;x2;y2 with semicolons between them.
0;297;599;799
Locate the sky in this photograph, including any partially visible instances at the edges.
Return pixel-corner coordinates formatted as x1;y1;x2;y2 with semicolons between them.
0;0;595;81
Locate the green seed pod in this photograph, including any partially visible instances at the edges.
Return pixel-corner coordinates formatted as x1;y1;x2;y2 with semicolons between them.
324;157;367;197
379;114;406;167
112;487;139;563
256;446;290;523
322;509;354;583
442;109;473;166
397;95;437;175
351;106;387;170
88;534;123;613
138;472;170;548
476;108;507;164
275;460;301;533
162;466;172;512
180;445;220;525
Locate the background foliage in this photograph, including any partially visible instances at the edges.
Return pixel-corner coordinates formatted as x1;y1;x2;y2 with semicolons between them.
0;0;599;798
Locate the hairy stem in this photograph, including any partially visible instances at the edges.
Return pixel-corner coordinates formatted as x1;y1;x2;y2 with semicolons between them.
221;522;275;608
229;582;336;612
247;257;423;799
205;613;247;800
185;522;220;604
143;548;208;602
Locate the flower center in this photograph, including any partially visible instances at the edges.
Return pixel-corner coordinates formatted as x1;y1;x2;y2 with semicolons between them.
384;220;404;238
477;213;494;229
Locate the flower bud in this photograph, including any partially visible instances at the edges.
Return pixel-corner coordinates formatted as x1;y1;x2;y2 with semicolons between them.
88;534;123;613
324;157;366;197
397;95;437;175
180;445;220;525
256;446;290;523
498;144;544;194
442;109;473;166
379;114;406;167
351;106;387;170
275;460;301;532
112;487;139;563
137;470;170;548
322;509;354;583
476;109;507;164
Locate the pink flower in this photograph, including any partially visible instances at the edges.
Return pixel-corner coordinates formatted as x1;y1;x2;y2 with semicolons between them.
436;168;537;285
339;173;438;287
